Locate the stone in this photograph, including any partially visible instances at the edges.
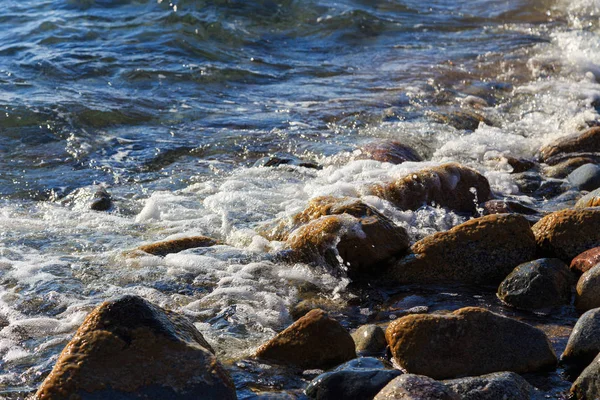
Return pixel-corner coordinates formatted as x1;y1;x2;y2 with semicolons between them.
504;156;536;174
285;213;410;280
481;199;540;217
385;307;557;380
430;110;493;131
532;208;600;263
561;308;600;378
374;374;459;400
544;156;600;178
305;357;402;400
497;258;574;311
255;309;356;369
512;172;542;194
576;265;600;312
369;163;492;215
36;295;236;400
89;187;112;211
571;353;600;400
356;141;422;164
540;127;600;163
443;372;537;400
386;214;536;285
351;325;387;356
254;154;321;170
138;236;219;256
567;163;600;191
575;188;600;209
571;247;600;274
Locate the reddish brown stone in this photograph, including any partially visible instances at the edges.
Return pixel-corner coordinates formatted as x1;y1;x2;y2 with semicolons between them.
138;236;219;256
571;247;600;274
356;140;422;164
540;127;600;163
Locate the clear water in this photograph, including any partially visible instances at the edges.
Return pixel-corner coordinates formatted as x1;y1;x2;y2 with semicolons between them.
0;0;599;397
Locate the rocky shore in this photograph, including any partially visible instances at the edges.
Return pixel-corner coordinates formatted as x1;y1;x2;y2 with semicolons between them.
37;127;600;399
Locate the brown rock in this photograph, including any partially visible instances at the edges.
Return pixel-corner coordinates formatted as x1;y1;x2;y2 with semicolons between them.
430;110;493;131
540;127;600;163
138;236;219;256
255;309;356;369
374;374;459;400
286;212;410;279
481;199;540;217
576;265;600;312
544;156;600;177
532;208;600;263
356;141;423;164
351;324;387;356
571;247;600;274
504;156;536;174
575;188;600;209
571;352;600;400
36;295;236;400
386;214;536;285
369;163;492;214
385;307;557;380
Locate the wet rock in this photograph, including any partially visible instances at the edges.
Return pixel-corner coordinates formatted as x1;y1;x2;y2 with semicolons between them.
369;163;492;215
504;156;536;174
571;247;600;274
385;307;557;380
351;324;387;356
36;295;236;400
571;353;600;399
575;188;600;209
386;214;536;285
285;212;410;280
561;308;600;378
89;187;112;211
512;172;542;194
567;163;600;191
355;141;422;164
576;265;600;312
544;156;600;178
374;374;459;400
138;236;219;256
255;309;356;369
481;199;541;217
443;372;537;400
532;208;600;263
540;127;600;163
305;357;402;400
497;258;573;311
430;110;493;131
254;154;321;170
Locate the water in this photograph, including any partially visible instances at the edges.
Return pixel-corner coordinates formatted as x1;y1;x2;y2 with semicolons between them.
0;0;599;397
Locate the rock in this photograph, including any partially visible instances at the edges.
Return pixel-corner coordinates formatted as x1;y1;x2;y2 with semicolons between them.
305;357;402;400
351;325;387;356
540;127;600;163
576;265;600;312
561;308;600;378
571;353;600;399
255;309;356;369
481;199;540;217
254;154;321;170
369;163;492;215
285;212;410;280
374;374;459;400
497;258;574;311
36;295;236;400
89;187;112;211
504;156;536;174
386;214;536;285
571;247;600;274
567;163;600;191
512;172;542;194
443;372;538;400
138;236;219;256
532;208;600;263
430;110;493;131
385;307;557;380
575;188;600;209
356;141;422;164
545;157;600;178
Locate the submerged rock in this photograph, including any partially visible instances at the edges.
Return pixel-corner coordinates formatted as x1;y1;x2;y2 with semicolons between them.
255;309;356;370
355;140;423;164
254;154;322;170
285;212;410;280
374;374;459;400
540;127;600;163
571;352;600;399
430;110;493;131
575;188;600;209
36;295;236;400
305;357;401;400
89;187;112;211
369;163;492;215
571;247;600;274
386;214;536;285
385;307;557;380
481;199;541;218
497;258;573;311
561;308;600;378
138;236;219;256
443;372;538;400
567;163;600;191
351;324;387;356
576;265;600;312
532;208;600;263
